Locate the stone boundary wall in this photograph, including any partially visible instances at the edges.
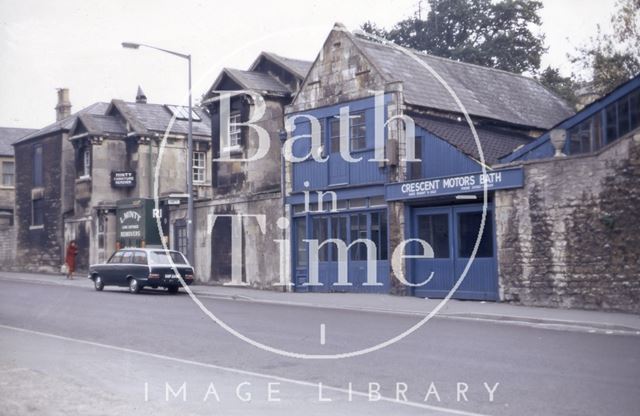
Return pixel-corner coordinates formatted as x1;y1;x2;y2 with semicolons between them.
495;131;640;313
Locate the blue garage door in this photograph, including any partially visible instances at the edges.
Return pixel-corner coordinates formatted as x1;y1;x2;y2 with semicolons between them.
410;204;498;300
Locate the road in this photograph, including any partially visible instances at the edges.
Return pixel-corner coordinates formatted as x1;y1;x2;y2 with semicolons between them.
0;277;639;415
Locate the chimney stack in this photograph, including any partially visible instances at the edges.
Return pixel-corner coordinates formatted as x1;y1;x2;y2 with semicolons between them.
55;88;71;121
135;86;147;104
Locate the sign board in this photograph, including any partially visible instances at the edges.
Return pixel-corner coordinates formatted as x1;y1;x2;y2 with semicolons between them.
117;208;143;238
167;199;181;205
385;167;524;201
111;171;136;188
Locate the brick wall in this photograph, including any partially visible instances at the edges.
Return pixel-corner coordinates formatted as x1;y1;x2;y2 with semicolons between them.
495;131;640;313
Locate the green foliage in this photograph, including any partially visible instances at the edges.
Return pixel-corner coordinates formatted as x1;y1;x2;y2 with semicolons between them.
361;0;546;74
536;66;580;109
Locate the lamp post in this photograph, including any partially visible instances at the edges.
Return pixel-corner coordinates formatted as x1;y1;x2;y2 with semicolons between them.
122;42;194;264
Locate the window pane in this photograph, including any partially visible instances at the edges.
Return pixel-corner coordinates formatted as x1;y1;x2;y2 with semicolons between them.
313;217;328;262
2;161;14;186
631;91;640;130
568;119;591;155
457;212;493;258
380;211;388;261
32;198;44;226
295;218;307;267
618;97;630;137
409;136;423;179
133;252;147;265
330;118;341;153
33;145;43;187
350;112;366;151
109;252;123;263
606;104;618;143
121;251;133;263
417;214;449;258
350;213;367;260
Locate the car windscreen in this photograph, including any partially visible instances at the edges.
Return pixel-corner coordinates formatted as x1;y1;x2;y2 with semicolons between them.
149;251;188;265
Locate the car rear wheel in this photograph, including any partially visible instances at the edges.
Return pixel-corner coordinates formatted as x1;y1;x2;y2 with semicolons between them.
128;278;141;294
167;286;179;294
94;276;104;291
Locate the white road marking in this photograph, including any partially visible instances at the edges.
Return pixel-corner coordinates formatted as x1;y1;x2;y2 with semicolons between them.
0;323;490;416
320;323;326;345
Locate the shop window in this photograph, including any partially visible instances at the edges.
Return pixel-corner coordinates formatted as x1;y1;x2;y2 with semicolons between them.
330;117;341;153
329;215;348;261
350;112;366;151
350;213;368;260
457;212;493;258
312;216;329;262
370;211;388;260
369;196;386;207
192;151;206;183
2;161;14;187
295;217;307;268
32;198;44;226
33;144;43;187
349;198;367;209
417;214;449;258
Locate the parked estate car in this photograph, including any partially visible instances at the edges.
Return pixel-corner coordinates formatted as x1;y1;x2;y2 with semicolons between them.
88;248;194;294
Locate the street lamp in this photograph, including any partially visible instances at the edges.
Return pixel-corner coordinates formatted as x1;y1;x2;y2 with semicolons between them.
122;41;195;265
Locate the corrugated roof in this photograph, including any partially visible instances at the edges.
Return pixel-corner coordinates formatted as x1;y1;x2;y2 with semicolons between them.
0;127;38;156
15;102;110;144
412;114;532;165
351;35;575;130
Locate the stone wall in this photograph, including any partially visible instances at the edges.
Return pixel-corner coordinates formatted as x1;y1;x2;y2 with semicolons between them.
0;223;16;268
495;131;640;313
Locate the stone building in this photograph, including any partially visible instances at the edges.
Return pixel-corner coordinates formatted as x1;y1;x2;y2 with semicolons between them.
497;75;640;312
171;51;310;286
0;126;36;267
13;88;212;272
283;23;574;298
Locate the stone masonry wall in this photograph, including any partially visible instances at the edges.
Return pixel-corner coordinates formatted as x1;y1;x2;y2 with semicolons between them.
0;224;16;268
495;131;640;313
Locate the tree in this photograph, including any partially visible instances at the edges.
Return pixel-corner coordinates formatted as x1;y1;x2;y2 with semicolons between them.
361;0;546;75
537;66;580;109
571;0;640;97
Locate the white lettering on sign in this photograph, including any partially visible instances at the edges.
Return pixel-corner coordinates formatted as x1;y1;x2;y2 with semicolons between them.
119;210;141;224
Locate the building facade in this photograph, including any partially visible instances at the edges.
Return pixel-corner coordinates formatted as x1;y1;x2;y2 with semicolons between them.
283;24;574;299
172;52;311;286
13;88;212;272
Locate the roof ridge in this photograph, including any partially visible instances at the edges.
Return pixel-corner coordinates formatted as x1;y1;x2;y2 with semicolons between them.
352;33;539;82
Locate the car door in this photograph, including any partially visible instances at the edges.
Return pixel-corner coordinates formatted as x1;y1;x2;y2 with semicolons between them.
102;251;123;285
116;250;134;286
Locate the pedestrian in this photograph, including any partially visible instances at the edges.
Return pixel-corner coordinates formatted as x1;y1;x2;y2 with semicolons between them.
65;240;78;280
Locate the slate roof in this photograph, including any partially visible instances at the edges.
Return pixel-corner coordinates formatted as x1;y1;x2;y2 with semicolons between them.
411;114;533;165
259;52;313;79
15;102;110;144
224;68;292;94
108;101;211;138
351;34;575;130
75;113;127;136
0;127;38;156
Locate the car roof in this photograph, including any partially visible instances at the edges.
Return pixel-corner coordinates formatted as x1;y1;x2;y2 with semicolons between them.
117;248;182;254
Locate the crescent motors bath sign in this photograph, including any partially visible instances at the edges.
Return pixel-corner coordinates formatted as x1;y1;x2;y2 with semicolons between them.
386;167;524;201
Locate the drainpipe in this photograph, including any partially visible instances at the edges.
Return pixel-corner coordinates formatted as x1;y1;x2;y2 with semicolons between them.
278;128;288;291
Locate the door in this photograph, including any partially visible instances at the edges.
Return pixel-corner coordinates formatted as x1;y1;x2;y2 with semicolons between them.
411;204;498;300
412;207;454;298
328;117;349;185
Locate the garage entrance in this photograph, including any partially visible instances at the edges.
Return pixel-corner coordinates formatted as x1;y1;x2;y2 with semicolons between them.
410;203;498;300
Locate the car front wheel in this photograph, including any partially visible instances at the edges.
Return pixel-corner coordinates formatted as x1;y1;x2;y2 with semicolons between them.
129;278;141;294
94;276;104;291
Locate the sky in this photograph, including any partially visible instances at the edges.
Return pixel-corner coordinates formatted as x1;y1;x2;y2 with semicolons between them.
0;0;618;129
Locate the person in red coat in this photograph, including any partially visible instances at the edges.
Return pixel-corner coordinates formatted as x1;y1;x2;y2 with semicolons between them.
65;240;79;280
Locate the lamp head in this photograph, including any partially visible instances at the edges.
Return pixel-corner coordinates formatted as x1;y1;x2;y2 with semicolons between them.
121;42;140;49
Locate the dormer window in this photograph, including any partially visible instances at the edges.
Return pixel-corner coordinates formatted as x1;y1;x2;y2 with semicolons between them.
77;147;91;179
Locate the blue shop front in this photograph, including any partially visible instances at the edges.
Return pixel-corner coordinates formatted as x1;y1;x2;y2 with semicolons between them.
286;95;526;299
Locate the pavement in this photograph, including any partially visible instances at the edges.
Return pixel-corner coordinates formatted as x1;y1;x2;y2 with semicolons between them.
1;270;639;335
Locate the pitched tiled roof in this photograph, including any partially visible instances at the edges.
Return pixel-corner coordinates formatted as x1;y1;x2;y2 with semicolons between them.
15;102;110;144
412;114;532;165
0;127;38;156
351;35;575;130
75;114;127;136
224;68;292;94
110;101;211;138
260;52;313;79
